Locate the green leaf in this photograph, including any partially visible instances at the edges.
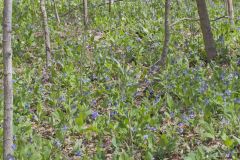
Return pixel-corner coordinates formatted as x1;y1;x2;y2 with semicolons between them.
224;138;234;148
167;94;174;109
202;132;215;140
233;135;240;144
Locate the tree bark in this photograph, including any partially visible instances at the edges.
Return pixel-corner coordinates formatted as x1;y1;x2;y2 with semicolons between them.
109;0;112;13
40;0;51;67
150;0;171;73
52;0;60;24
225;0;234;25
196;0;217;60
83;0;88;27
2;0;14;159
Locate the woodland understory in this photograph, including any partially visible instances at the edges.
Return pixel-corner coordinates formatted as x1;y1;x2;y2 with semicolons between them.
0;0;240;159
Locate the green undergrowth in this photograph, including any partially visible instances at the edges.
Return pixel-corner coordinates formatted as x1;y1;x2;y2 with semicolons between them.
0;0;240;159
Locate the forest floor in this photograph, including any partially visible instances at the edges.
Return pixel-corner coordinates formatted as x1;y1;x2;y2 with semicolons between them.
0;0;240;159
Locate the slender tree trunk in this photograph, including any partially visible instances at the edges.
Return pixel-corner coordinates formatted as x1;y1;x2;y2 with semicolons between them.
225;0;234;25
2;0;14;159
196;0;217;60
40;0;51;67
52;0;60;24
150;0;171;73
83;0;88;27
109;0;112;13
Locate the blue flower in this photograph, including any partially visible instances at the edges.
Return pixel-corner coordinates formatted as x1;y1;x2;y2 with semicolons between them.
71;105;77;110
58;95;66;102
170;112;175;118
225;151;232;158
233;72;239;79
146;124;157;131
154;96;160;105
220;73;225;81
110;111;117;117
61;125;68;132
209;0;215;7
225;90;231;96
189;111;195;119
178;122;184;128
198;83;208;93
105;85;112;90
91;111;99;120
126;46;132;52
105;76;110;81
83;91;90;96
237;59;240;66
183;70;188;75
13;135;16;141
234;98;240;104
75;150;82;157
221;118;229;126
177;128;184;134
91;99;97;106
6;155;15;160
81;78;91;83
143;135;148;140
11;144;17;150
131;127;136;132
54;140;61;148
204;98;210;105
182;114;189;122
136;37;142;42
24;104;30;110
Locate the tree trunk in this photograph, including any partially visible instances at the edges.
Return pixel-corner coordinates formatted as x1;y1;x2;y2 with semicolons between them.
109;0;112;13
150;0;171;73
40;0;51;67
83;0;88;27
225;0;234;25
2;0;14;159
196;0;217;60
52;0;60;24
